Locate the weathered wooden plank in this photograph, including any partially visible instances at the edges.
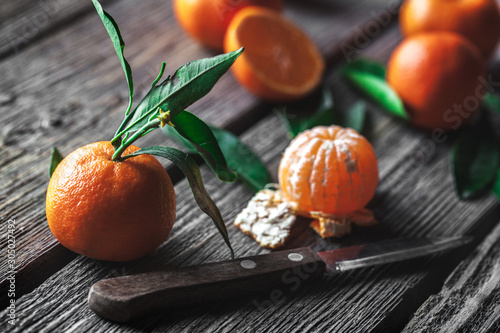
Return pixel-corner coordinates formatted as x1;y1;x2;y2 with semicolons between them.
2;25;500;331
0;0;399;303
1;111;497;332
402;221;500;333
0;114;289;332
0;0;116;59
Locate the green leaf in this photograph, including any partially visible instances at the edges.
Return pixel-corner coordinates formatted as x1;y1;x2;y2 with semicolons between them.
209;126;272;193
125;146;234;258
277;87;336;138
343;101;367;133
451;114;500;199
344;58;386;78
49;147;64;178
164;113;270;192
493;169;500;199
341;58;408;120
483;93;500;114
91;0;133;116
168;111;237;182
163;123;198;154
124;48;244;133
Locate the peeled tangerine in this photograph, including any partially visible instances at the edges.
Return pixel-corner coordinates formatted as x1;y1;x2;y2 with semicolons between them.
234;125;379;249
278;125;379;238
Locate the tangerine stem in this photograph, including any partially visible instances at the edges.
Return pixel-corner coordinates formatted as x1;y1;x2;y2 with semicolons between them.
112;120;160;161
111;106;160;146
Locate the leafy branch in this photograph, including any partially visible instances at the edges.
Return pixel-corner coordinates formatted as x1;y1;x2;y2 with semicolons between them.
90;0;242;257
109;48;243;161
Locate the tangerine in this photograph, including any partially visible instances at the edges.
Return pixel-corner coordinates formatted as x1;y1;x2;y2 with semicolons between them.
400;0;500;59
278;125;379;216
46;141;176;262
387;32;484;131
173;0;283;50
223;6;324;102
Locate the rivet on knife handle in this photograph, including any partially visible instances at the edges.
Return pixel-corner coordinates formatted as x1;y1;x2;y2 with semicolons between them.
88;247;326;322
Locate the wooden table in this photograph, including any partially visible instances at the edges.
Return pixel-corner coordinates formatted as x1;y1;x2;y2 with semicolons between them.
1;0;500;332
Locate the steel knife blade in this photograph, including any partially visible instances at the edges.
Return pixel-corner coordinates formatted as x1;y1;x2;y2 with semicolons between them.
88;236;471;322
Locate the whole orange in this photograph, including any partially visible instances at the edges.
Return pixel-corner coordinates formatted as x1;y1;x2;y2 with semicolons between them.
224;7;324;102
173;0;283;50
387;32;484;131
400;0;500;58
46;141;176;262
278;125;379;216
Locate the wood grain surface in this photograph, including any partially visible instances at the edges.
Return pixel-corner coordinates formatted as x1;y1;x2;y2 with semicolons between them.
0;0;400;303
403;221;500;333
2;0;500;332
0;0;115;59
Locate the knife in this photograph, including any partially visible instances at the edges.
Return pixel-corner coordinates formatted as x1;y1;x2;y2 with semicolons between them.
88;236;471;322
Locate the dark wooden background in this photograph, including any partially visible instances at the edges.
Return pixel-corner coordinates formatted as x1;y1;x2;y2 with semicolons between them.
1;0;500;332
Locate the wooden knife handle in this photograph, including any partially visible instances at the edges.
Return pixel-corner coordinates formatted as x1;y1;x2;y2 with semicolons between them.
88;247;326;322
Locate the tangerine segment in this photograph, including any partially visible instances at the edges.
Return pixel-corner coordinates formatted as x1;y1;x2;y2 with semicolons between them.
400;0;500;58
387;32;484;131
278;126;378;215
173;0;283;50
46;142;176;262
224;7;324;102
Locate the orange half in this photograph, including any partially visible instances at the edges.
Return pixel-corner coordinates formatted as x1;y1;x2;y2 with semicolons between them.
224;7;325;102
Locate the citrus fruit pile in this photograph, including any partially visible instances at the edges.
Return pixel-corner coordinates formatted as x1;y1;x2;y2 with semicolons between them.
386;0;500;130
174;0;325;102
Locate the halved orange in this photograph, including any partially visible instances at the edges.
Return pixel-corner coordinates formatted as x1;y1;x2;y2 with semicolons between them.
224;7;325;102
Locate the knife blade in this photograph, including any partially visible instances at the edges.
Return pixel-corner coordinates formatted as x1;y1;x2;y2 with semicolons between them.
88;236;471;322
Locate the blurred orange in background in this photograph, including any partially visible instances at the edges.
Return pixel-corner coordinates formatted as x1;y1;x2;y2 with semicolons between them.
173;0;282;50
400;0;500;59
387;32;484;131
